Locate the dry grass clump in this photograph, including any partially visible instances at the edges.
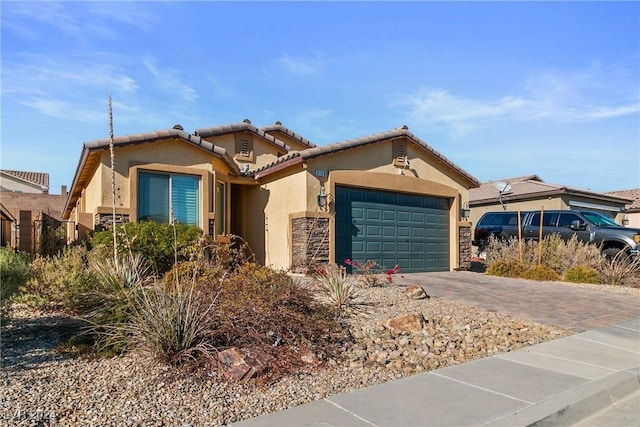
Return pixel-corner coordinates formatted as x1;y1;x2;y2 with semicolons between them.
485;234;639;286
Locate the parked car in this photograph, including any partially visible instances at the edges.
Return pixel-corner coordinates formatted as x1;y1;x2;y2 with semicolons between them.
473;210;640;258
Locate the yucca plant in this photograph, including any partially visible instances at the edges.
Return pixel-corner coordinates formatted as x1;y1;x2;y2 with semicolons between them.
121;281;216;364
81;254;154;352
314;264;367;317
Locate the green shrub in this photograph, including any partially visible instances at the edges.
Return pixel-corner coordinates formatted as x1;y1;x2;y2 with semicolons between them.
485;234;604;281
564;266;601;284
522;265;562;281
0;248;30;321
485;259;527;278
90;221;203;275
24;246;96;312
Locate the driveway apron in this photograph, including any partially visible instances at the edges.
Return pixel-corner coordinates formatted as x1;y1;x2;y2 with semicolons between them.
396;271;640;332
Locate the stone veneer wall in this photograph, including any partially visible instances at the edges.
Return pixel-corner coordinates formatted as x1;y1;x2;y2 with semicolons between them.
458;224;472;270
94;213;130;231
291;216;330;272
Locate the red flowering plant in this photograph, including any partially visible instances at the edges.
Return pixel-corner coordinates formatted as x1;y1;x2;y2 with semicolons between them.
344;259;401;287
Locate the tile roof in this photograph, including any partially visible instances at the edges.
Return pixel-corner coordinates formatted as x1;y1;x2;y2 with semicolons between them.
0;169;49;190
194;120;291;152
605;188;640;211
253;126;480;187
63;126;240;219
259;122;316;148
470;176;632;206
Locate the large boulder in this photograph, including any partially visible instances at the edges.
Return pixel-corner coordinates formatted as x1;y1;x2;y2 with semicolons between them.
383;313;425;332
404;285;430;300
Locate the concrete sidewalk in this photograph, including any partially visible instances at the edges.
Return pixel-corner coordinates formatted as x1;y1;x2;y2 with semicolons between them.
231;317;640;427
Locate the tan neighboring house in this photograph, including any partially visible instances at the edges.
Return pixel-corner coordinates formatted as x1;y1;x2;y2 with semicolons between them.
469;175;631;227
62;120;480;272
0;170;68;252
605;189;640;228
0;202;16;247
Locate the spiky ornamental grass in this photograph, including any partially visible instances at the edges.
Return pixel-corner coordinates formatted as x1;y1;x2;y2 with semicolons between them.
314;264;368;317
122;281;215;364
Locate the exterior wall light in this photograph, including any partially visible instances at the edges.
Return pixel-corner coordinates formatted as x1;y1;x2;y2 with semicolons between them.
317;186;327;208
622;216;629;226
461;202;470;220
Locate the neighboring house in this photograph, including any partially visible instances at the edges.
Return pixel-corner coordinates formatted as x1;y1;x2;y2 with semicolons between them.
0;169;50;194
0;202;16;248
469;175;631;227
605;188;640;228
0;170;68;253
62;120;480;272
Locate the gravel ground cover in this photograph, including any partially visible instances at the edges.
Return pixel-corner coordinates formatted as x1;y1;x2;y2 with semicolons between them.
3;279;635;427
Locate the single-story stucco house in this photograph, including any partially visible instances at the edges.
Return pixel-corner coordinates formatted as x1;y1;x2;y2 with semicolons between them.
469;175;632;227
605;188;640;228
62;120;480;273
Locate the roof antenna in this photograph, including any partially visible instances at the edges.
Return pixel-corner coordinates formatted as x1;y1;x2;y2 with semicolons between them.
493;182;512;210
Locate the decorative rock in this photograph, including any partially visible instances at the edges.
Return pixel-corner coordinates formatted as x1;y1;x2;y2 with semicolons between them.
383;313;425;332
217;348;274;382
404;285;430;300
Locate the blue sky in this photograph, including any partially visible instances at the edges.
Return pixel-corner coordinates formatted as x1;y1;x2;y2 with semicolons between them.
1;1;639;195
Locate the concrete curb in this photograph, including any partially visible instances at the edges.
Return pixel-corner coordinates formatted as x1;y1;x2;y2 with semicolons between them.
486;369;640;427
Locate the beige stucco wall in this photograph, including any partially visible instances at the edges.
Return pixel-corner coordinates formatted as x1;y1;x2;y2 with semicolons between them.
246;168;308;269
625;212;640;228
0;175;45;194
79;139;222;231
255;139;473;271
202;133;284;170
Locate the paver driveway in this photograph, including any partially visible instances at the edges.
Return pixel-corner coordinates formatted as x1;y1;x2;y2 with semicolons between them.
396;271;640;332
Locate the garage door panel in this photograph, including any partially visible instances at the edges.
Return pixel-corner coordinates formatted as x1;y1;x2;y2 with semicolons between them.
382;210;397;221
382;226;397;237
397;211;411;222
335;186;449;273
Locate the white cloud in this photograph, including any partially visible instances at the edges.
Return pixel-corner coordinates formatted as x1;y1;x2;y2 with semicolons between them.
143;58;198;102
395;64;639;136
274;53;323;76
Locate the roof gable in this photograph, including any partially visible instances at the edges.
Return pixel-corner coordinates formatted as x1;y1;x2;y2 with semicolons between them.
253;126;480;187
470;176;632;206
259;121;316;149
195;120;291;153
605;188;640;211
0;169;49;191
63;126;241;219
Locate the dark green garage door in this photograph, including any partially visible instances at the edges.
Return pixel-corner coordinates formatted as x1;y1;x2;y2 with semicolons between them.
335;186;450;273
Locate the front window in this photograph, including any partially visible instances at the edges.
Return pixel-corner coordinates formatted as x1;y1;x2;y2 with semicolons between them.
138;172;200;225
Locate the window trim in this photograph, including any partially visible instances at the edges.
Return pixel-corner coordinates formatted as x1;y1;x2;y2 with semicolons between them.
130;163;209;231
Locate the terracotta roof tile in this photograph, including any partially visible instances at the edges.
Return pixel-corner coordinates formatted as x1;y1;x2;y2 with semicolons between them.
259;122;316;148
195;121;291;152
0;169;49;189
470;177;632;206
64;127;240;218
605;188;640;211
253;126;480;186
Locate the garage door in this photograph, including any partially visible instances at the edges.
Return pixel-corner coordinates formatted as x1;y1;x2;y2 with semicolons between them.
335;186;450;273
